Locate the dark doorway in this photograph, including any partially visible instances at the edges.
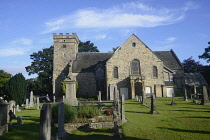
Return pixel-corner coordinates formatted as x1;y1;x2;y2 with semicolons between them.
135;82;143;96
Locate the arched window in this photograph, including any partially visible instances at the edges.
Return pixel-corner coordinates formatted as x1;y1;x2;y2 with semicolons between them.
95;67;105;91
153;66;158;78
131;60;140;75
113;67;118;79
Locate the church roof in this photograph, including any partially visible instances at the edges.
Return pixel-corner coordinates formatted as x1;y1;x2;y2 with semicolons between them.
185;73;208;86
72;53;113;73
153;50;183;70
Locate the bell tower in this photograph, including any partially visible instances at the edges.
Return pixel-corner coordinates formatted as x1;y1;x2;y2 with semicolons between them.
52;33;79;98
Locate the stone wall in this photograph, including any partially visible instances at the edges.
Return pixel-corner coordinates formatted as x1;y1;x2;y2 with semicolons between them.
106;34;165;99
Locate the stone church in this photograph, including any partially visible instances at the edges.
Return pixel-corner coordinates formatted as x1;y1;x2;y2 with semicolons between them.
52;33;186;100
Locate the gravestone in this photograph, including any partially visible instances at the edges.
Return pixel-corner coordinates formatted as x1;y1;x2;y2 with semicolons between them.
171;93;176;106
98;91;102;102
139;96;142;103
37;97;40;110
29;91;34;107
16;105;21;112
17;116;23;125
184;88;188;101
113;110;119;136
58;102;66;139
150;94;158;114
40;103;52;140
121;94;126;123
9;100;16;115
63;95;65;101
9;110;16;125
25;98;29;109
135;95;138;102
53;96;56;103
0;99;9;136
201;86;210;105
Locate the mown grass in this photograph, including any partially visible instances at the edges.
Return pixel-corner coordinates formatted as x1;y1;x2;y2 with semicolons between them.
122;97;210;140
1;98;210;140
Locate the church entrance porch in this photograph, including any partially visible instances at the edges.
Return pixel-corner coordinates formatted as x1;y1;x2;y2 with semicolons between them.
130;75;145;99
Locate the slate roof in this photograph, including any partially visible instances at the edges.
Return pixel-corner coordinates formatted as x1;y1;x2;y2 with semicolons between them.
185;73;208;86
72;53;113;73
153;50;183;70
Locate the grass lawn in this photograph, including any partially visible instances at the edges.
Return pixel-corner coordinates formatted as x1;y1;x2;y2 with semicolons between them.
0;98;210;140
123;97;210;140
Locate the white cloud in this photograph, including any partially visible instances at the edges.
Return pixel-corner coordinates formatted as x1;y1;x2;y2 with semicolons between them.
0;38;33;57
42;1;199;33
96;34;107;40
165;37;176;44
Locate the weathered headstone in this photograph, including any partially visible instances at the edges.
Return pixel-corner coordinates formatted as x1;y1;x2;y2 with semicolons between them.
171;93;176;106
150;94;158;114
135;95;138;102
29;91;34;107
113;110;119;136
16;105;21;112
8;110;16;125
17;116;23;125
37;97;40;110
25;98;29;109
58;102;66;139
9;100;16;115
63;95;65;101
53;96;56;103
121;94;126;123
0;99;9;136
201;86;210;105
40;103;52;140
184;88;188;101
139;96;142;103
98;91;102;102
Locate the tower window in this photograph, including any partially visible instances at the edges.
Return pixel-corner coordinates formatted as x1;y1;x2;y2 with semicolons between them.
153;66;158;78
63;45;66;48
132;42;136;47
113;67;118;79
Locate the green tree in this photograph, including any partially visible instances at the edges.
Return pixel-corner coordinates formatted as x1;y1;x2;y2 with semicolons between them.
79;41;99;52
182;56;203;73
199;41;210;63
0;70;12;97
112;46;120;52
8;73;26;105
25;46;53;96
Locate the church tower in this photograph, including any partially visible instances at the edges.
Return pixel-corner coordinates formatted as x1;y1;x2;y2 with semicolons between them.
52;33;79;98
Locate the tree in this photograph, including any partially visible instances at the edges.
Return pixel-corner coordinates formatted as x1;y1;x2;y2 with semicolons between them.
182;56;203;73
112;46;120;52
25;46;53;96
199;41;210;63
8;73;26;105
0;70;12;97
79;41;99;52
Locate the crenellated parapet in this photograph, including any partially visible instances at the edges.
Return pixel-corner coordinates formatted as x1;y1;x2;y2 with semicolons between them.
53;33;79;44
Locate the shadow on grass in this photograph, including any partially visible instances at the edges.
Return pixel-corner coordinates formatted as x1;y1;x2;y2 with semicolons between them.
125;111;148;114
22;116;40;122
177;116;210;119
158;127;210;135
172;109;210;112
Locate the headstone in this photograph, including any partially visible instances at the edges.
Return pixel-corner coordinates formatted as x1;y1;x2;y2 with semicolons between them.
63;95;65;101
171;93;176;106
201;86;210;105
135;95;138;102
17;116;23;125
16;105;21;112
0;99;9;136
25;98;29;109
121;94;126;123
8;110;16;125
29;91;34;107
98;91;102;102
40;104;52;140
58;102;66;139
113;110;119;136
53;96;56;103
150;94;158;114
139;96;142;103
9;100;16;115
184;88;188;101
37;97;40;110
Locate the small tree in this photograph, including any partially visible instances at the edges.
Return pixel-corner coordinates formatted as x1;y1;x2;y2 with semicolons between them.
182;56;203;73
79;41;99;52
199;41;210;63
8;73;27;105
0;70;12;97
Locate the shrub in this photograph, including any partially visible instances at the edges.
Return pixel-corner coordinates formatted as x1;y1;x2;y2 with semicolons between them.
78;105;101;118
51;102;78;123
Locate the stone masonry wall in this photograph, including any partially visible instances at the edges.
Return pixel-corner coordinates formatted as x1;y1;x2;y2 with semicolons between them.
106;35;165;98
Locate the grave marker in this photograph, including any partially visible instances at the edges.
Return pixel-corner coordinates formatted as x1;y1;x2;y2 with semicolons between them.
150;94;158;114
58;102;66;139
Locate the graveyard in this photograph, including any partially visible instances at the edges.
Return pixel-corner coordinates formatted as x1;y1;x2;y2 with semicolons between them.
0;97;210;140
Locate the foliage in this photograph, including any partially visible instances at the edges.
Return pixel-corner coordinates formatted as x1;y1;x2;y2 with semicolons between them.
77;105;100;118
52;103;78;123
25;46;53;96
200;65;210;86
199;41;210;63
61;81;66;94
0;70;12;97
8;73;27;105
112;46;120;52
182;56;203;73
79;41;99;52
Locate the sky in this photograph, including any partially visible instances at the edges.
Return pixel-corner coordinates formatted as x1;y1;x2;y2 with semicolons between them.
0;0;209;79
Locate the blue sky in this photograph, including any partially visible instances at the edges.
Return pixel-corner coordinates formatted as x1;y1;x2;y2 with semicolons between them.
0;0;209;79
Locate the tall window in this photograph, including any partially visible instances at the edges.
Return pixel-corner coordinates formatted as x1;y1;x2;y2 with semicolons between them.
131;60;140;75
153;66;158;78
96;68;105;91
113;67;118;79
